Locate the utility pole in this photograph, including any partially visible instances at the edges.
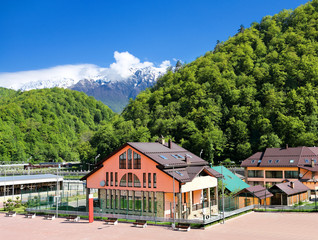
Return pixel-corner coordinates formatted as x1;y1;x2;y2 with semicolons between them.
173;165;176;229
221;166;225;224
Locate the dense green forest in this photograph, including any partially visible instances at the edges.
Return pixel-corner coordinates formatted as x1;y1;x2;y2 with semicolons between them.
122;0;318;164
0;87;151;165
0;87;116;163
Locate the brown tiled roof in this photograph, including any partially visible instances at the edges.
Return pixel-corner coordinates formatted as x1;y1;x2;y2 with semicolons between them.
245;185;273;199
82;141;216;183
241;146;318;168
269;180;309;195
128;142;207;167
204;167;223;178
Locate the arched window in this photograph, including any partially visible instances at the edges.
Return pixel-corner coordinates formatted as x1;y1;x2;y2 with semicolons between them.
119;173;141;188
133;174;141;188
120;174;127;187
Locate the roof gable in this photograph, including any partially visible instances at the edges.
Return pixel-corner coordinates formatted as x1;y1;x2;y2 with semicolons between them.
269;180;309;195
241;146;318;168
82;141;210;183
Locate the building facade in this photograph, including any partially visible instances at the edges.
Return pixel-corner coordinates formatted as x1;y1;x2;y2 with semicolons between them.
82;139;221;220
241;146;318;191
269;180;310;205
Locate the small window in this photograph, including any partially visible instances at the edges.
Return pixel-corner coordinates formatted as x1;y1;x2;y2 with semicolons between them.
115;172;118;186
128;173;133;187
305;159;309;163
171;154;179;159
106;172;109;186
177;154;184;159
110;172;113;186
153;173;157;188
258;160;262;163
148;173;151;188
275;160;280;163
175;170;183;176
268;160;273;163
251;160;255;163
159;155;167;159
289;160;294;163
143;173;146;188
313;159;317;163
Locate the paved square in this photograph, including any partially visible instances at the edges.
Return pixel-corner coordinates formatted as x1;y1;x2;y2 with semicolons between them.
0;212;317;240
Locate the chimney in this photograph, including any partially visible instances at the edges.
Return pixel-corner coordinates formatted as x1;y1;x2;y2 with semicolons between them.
286;144;288;149
168;139;172;149
312;159;315;168
290;182;294;189
158;135;165;145
185;155;191;164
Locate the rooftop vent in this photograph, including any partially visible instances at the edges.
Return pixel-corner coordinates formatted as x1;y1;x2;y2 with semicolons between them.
168;139;172;149
290;182;294;189
158;135;165;145
185;155;191;164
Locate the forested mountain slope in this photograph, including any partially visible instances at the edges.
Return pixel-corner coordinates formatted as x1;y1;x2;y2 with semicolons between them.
122;0;318;163
0;87;114;162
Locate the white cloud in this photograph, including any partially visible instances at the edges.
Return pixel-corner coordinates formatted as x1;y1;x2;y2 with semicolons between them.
0;51;171;90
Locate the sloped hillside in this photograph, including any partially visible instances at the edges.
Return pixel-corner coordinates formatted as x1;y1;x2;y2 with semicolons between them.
123;1;318;163
0;87;114;162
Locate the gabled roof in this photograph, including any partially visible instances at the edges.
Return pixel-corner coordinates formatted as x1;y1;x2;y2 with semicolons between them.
211;166;249;192
241;146;318;168
269;180;309;195
241;185;273;199
82;141;217;183
128;142;207;167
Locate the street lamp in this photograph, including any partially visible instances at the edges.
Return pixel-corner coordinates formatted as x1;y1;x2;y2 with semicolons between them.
221;165;225;224
95;154;100;165
172;165;175;229
165;164;175;229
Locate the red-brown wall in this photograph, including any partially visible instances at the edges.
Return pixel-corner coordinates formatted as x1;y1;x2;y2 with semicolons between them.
86;145;180;192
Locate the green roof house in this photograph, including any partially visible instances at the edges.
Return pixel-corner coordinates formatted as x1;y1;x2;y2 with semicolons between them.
211;166;249;193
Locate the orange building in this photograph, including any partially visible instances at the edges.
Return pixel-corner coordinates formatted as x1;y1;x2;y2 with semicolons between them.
234;185;273;208
269;180;310;205
82;139;221;220
241;146;318;192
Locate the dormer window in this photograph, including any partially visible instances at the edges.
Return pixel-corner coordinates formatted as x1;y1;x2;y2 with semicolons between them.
275;160;280;163
305;159;309;164
268;160;273;163
289;160;294;163
251;160;255;163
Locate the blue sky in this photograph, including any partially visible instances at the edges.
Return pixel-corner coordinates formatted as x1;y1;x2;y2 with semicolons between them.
0;0;309;73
